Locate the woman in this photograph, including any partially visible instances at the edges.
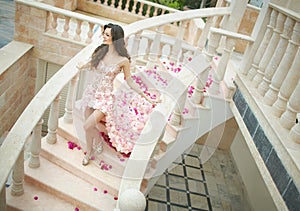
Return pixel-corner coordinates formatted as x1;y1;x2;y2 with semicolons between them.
77;23;158;165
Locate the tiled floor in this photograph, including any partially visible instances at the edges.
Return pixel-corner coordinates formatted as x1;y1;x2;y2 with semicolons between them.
146;144;251;211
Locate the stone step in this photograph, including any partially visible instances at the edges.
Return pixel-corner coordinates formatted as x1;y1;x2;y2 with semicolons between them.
6;179;76;211
40;135;127;197
22;156;117;211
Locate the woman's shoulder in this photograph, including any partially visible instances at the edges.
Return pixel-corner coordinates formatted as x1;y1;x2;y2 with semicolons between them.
117;57;130;67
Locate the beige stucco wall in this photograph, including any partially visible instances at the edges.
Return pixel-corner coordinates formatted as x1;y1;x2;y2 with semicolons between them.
0;42;35;137
14;3;85;66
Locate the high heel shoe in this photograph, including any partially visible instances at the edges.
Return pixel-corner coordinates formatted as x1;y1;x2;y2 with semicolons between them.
82;154;90;166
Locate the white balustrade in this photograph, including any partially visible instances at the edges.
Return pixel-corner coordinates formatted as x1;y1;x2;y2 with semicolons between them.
11;149;24;196
247;9;278;80
258;17;295;96
280;80;300;130
29;119;43;168
290;119;300;143
63;75;79;123
46;94;61;144
252;12;286;87
264;22;300;105
273;47;300;117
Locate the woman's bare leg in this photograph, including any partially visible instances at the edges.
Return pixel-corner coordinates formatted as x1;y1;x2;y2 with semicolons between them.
82;109;105;165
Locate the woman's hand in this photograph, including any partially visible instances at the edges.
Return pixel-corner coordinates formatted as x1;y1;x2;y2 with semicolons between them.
144;94;162;105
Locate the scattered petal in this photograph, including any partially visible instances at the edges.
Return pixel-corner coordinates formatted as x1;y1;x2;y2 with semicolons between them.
114;196;118;200
94;187;98;191
103;190;108;194
34;196;38;200
75;208;79;211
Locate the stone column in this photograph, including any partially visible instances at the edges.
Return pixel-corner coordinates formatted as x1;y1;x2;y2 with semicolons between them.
63;74;78;123
29;119;43;168
264;22;300;105
280;80;300;130
46;94;61;144
273;47;300;117
11;149;24;196
258;17;295;96
247;9;277;80
252;12;286;87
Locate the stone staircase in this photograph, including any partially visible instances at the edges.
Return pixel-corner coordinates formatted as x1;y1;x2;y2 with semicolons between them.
5;48;236;210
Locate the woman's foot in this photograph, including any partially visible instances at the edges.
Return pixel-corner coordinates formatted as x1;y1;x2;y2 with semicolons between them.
82;154;90;166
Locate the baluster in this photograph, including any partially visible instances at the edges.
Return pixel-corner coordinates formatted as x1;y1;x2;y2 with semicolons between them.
74;19;82;42
124;0;130;11
86;23;95;44
209;37;236;94
169;90;188;126
273;47;300;117
247;9;278;80
147;25;163;69
144;39;152;61
258;17;295;96
280;80;300;130
290;118;300;143
116;0;122;9
252;12;286;87
0;186;6;211
11;149;24;196
195;16;213;54
205;30;221;62
46;94;61;144
62;16;71;38
49;12;59;34
29;119;43;168
132;1;138;14
64;75;79;123
191;67;210;106
171;21;187;62
264;22;300;105
138;3;144;16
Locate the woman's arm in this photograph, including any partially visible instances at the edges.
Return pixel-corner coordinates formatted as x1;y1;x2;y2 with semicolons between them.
77;58;92;71
122;59;155;103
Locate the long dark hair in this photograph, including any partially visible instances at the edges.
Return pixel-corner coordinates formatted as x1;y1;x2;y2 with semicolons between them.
91;23;130;68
